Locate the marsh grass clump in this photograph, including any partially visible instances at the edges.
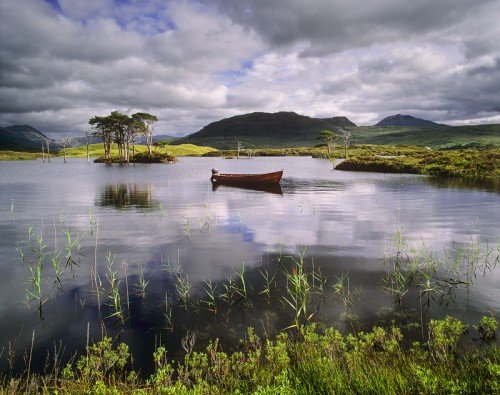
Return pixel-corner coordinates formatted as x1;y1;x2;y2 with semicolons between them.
383;228;499;313
335;147;500;179
128;151;177;163
104;251;124;323
135;262;152;298
428;316;467;362
477;315;498;341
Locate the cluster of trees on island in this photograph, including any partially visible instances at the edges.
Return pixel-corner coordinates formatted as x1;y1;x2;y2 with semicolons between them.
317;128;351;158
89;111;157;162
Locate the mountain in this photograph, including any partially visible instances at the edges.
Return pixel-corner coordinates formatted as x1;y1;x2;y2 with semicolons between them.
172;111;357;149
320;116;357;127
375;114;441;127
0;125;61;152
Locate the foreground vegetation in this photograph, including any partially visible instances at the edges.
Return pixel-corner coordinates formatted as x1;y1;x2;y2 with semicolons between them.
1;316;498;394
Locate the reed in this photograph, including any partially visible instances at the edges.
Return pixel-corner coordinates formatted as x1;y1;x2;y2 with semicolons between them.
201;278;217;315
87;207;96;235
50;246;63;292
26;262;44;312
282;249;313;329
61;228;83;271
234;263;252;307
135;263;150;298
164;292;173;330
219;275;236;305
24;229;47;312
332;272;358;320
122;261;130;318
258;267;275;302
10;198;15;221
176;274;192;310
104;251;123;323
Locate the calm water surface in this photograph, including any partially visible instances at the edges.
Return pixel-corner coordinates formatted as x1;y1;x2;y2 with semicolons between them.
0;157;498;373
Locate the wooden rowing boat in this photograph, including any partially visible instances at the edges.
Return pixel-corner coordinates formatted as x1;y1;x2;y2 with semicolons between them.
211;169;283;185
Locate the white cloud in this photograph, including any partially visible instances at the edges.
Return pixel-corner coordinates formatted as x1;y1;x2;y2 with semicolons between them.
0;0;499;135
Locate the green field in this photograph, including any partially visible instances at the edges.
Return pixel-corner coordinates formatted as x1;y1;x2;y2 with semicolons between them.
348;124;500;149
0;150;43;160
61;143;217;158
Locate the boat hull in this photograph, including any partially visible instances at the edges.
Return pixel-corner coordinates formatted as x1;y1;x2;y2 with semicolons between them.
211;170;283;185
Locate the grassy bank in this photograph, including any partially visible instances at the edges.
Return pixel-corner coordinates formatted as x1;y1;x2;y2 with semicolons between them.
2;144;498;180
0;151;42;160
206;145;499;179
335;147;499;179
2;316;498;394
62;143;217;158
0;143;217;161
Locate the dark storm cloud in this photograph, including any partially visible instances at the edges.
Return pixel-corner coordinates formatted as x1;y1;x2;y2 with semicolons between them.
0;0;499;135
210;0;498;56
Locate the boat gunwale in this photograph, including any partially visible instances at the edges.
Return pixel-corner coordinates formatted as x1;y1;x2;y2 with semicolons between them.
211;170;283;184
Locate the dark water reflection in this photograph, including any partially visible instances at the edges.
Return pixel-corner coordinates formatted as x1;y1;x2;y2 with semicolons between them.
98;183;157;209
212;181;283;195
427;176;500;193
0;157;498;374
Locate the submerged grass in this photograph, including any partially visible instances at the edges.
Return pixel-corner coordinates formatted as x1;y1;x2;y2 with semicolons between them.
1;317;498;394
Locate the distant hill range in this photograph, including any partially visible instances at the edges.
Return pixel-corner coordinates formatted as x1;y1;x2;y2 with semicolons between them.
172;112;498;149
172;111;357;149
0;125;61;152
2;112;499;152
375;114;442;127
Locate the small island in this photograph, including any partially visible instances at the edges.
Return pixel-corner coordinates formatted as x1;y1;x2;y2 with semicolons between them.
89;111;177;163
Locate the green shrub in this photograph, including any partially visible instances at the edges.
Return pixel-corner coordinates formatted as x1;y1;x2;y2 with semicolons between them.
478;316;498;341
428;316;467;361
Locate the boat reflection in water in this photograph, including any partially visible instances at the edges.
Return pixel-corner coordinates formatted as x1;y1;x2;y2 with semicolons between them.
211;181;283;195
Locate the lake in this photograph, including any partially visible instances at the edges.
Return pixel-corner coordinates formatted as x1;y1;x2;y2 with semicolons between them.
0;157;498;374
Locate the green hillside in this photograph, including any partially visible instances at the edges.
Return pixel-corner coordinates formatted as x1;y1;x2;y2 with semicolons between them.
172;112;357;149
171;112;499;149
0;125;61;151
349;124;500;149
374;114;442;127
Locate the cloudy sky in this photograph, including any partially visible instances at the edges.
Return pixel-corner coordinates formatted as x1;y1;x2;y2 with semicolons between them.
1;0;499;137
